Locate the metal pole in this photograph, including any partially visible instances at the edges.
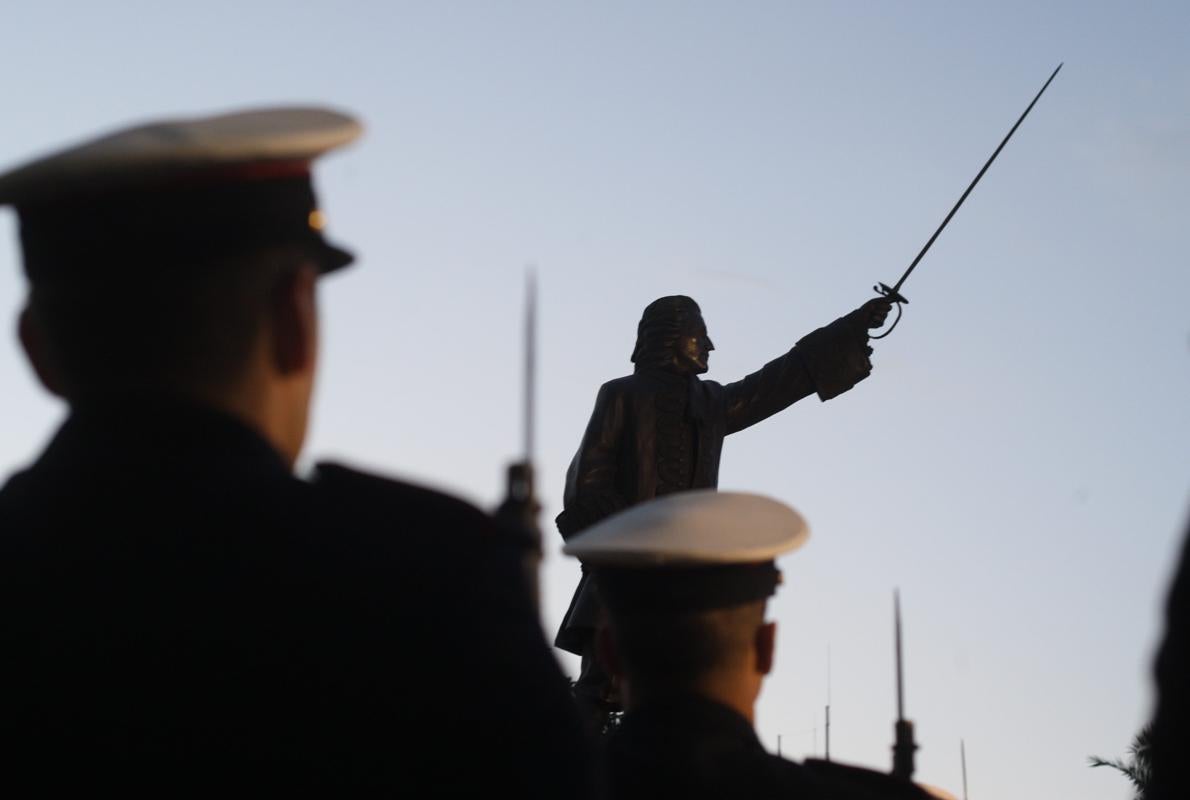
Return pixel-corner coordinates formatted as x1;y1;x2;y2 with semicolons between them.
961;739;969;800
826;644;832;762
825;704;831;762
895;591;905;720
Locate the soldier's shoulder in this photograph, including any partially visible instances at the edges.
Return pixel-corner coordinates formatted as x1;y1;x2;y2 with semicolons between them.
310;462;496;537
0;466;31;501
0;469;34;529
801;759;941;799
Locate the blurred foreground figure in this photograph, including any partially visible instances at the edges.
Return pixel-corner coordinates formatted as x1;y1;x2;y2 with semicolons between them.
565;490;943;800
1151;520;1190;800
0;109;591;795
556;293;890;723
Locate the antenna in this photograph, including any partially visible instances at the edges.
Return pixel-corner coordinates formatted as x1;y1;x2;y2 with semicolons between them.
825;645;832;762
824;704;831;762
895;591;904;720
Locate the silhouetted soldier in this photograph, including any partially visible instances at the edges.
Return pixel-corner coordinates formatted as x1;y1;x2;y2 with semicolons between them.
1151;519;1190;800
0;109;592;795
565;489;946;800
556;294;890;720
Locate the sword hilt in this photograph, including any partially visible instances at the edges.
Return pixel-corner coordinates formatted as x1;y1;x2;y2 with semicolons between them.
871;283;908;340
875;282;909;305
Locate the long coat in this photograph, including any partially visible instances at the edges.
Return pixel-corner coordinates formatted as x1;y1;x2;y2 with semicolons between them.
0;400;594;795
555;310;874;653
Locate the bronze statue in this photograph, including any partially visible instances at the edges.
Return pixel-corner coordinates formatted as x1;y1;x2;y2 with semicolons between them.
556;294;891;722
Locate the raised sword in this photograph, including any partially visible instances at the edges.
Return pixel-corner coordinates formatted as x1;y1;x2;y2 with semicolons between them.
873;63;1063;338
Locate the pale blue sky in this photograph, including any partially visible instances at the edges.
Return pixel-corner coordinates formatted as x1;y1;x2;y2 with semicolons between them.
2;3;1188;798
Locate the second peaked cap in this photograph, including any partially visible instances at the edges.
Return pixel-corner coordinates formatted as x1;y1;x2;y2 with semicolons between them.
563;490;810;614
563;489;809;567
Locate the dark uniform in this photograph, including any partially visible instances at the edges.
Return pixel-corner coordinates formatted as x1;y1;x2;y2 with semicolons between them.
605;694;935;800
1151;521;1190;800
563;490;948;800
0;400;591;794
0;108;592;795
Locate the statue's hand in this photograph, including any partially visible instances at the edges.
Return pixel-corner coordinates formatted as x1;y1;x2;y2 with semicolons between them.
860;297;894;329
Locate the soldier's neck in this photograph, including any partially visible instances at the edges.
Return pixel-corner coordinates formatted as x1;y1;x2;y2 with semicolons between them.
191;374;308;469
626;672;759;726
689;674;758;725
122;363;309;469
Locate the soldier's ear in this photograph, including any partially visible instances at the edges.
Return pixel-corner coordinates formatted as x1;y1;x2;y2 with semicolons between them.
17;305;67;398
270;263;319;376
755;621;777;676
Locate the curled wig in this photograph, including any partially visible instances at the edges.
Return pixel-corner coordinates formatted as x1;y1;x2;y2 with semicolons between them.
630;295;701;371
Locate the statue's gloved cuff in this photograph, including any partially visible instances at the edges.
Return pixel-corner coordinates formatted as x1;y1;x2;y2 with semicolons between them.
795;308;873;401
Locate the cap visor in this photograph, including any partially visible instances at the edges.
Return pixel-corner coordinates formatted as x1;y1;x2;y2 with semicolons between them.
318;240;354;273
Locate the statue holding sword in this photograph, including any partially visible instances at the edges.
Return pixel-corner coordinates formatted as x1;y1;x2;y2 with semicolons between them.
556;63;1063;731
555;293;891;725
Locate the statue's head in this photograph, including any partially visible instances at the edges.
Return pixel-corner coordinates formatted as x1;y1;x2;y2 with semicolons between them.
631;295;715;375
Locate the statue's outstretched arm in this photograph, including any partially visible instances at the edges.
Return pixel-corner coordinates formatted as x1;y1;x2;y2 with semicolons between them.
724;299;891;434
723;348;816;435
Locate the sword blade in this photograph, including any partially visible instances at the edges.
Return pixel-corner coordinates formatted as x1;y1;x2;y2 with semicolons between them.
890;62;1063;295
523;268;537;462
895;589;905;720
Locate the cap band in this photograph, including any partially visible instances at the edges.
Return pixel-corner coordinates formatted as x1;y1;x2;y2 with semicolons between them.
594;562;781;616
18;173;351;282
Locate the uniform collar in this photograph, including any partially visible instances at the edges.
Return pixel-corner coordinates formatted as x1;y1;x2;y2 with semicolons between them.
36;396;288;479
615;693;761;754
